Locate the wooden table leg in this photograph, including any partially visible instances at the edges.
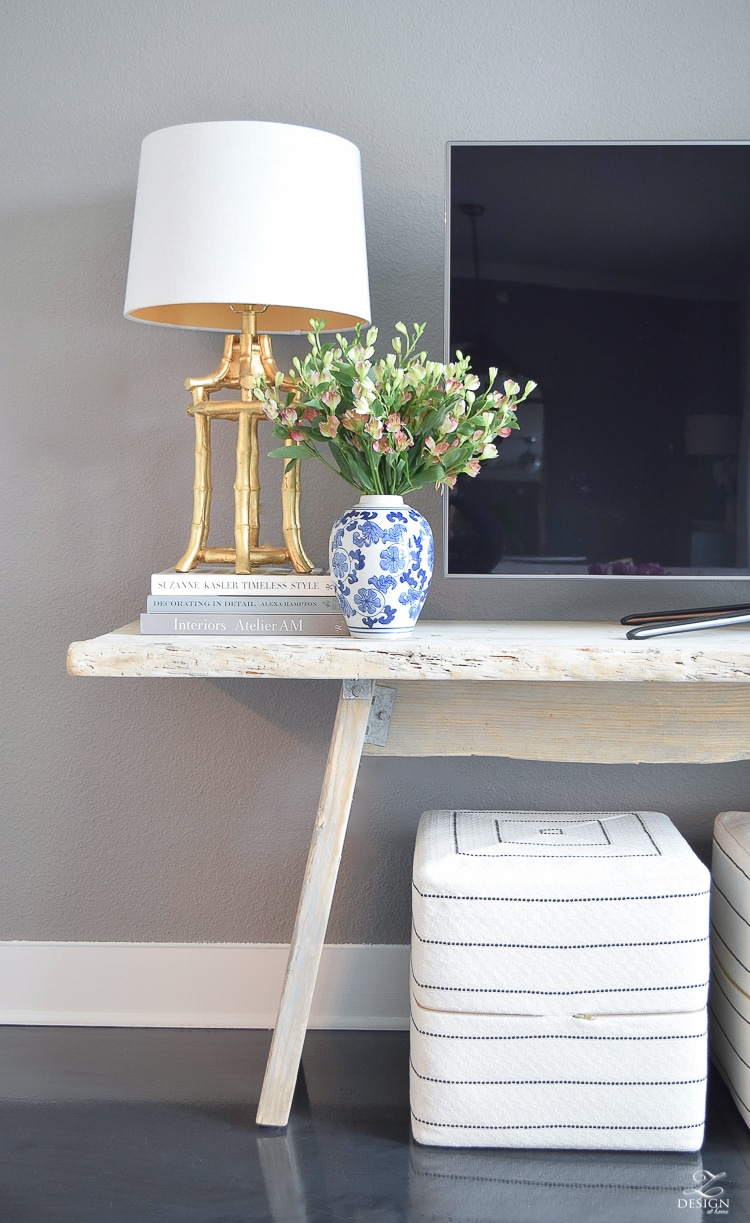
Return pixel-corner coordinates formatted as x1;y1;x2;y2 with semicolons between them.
256;680;374;1127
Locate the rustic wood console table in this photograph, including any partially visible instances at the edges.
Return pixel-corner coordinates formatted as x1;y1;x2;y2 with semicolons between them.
67;619;750;1126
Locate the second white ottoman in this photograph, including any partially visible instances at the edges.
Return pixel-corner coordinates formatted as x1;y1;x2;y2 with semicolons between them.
411;809;710;1150
710;809;750;1129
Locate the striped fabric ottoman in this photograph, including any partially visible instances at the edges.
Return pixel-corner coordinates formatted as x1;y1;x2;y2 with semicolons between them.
410;809;710;1149
710;810;750;1128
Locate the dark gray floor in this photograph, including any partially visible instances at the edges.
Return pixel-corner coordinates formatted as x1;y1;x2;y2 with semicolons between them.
0;1027;747;1222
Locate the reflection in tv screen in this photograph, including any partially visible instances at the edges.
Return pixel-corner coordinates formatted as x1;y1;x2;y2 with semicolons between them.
446;143;750;577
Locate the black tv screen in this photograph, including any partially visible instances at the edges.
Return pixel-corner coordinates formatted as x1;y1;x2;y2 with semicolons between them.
444;142;750;578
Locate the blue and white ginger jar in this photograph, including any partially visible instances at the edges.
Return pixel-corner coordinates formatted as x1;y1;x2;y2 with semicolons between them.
329;495;434;638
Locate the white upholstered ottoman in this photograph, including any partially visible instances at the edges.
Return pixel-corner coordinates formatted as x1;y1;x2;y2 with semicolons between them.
411;809;710;1149
710;810;750;1128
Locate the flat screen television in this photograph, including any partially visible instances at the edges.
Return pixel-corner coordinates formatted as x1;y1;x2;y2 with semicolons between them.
444;142;750;591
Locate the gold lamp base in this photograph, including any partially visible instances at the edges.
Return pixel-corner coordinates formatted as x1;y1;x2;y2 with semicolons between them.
174;306;314;575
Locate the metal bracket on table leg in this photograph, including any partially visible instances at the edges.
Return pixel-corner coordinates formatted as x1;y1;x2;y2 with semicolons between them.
341;679;395;747
342;679;375;701
364;685;396;746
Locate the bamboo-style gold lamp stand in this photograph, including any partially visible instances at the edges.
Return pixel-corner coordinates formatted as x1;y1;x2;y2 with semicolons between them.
175;306;314;575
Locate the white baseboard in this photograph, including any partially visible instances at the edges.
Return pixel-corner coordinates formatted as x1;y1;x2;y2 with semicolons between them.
0;942;410;1029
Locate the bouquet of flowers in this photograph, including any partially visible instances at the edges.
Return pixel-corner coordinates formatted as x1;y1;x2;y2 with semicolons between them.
251;319;536;495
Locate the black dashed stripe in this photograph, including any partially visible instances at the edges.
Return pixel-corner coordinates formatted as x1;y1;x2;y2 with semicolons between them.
411;1115;704;1132
635;812;663;856
410;1016;707;1042
412;965;708;996
457;851;665;858
413;882;710;903
412;918;707;951
410;1060;706;1088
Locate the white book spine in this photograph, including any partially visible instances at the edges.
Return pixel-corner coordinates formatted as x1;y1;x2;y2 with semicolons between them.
151;572;336;595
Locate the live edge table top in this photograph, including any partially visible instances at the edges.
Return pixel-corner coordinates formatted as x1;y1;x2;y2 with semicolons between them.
67;619;750;684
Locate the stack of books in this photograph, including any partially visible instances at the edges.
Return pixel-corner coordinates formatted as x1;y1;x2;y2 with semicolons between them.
139;567;348;636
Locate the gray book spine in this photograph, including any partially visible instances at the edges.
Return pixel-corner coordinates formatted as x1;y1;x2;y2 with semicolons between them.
146;595;342;613
140;612;349;636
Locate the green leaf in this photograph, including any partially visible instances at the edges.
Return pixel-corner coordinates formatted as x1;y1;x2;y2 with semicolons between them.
330;442;369;488
268;445;312;461
442;446;471;470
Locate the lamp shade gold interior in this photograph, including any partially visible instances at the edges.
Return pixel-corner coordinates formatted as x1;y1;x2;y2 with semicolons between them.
124;121;371;333
127;303;366;333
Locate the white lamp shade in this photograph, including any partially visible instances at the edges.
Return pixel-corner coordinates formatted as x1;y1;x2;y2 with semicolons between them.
124;121;371;333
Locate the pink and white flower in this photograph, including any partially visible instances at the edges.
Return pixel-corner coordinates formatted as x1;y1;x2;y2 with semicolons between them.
365;417;384;440
341;410;362;432
321;388;341;410
424;436;450;459
319;415;340;438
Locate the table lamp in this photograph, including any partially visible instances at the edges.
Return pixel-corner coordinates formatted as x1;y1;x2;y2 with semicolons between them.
124;121;371;573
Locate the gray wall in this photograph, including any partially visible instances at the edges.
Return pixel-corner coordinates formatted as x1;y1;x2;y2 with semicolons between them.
3;0;750;944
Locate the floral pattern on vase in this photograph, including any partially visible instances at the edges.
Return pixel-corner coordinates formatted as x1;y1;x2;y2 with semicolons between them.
329;495;434;638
